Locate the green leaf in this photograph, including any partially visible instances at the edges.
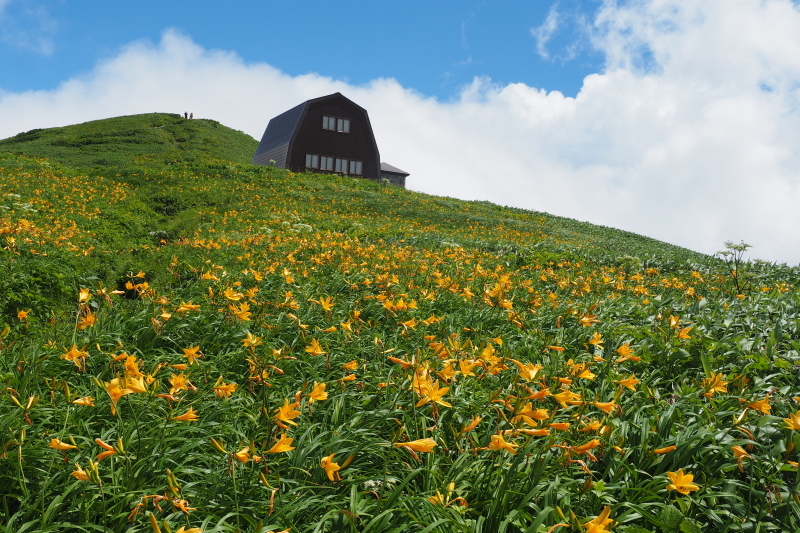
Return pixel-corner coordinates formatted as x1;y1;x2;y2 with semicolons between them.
699;351;712;377
618;526;654;533
679;519;703;533
656;505;683;530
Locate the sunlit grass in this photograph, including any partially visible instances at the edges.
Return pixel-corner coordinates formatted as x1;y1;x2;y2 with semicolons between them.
1;115;800;532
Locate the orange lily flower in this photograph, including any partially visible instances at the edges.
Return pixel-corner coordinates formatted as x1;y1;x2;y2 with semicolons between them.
394;438;437;453
321;453;342;481
267;434;296;453
49;438;78;451
487;433;519;455
666;469;700;494
172;407;199;422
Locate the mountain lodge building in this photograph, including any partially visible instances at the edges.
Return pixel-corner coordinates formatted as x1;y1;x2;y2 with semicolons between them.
252;93;409;188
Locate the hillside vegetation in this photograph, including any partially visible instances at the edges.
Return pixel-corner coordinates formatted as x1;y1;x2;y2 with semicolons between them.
1;113;799;533
0;113;259;169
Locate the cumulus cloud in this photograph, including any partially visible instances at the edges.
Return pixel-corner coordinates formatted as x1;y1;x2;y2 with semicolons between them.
2;0;800;264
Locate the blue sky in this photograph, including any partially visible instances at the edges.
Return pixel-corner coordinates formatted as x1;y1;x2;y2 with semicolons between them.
0;0;603;99
2;0;800;264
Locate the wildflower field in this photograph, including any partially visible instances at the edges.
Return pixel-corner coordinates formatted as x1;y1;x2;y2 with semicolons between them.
1;114;800;532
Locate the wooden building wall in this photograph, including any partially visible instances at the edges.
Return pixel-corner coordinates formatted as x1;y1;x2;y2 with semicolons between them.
286;96;381;180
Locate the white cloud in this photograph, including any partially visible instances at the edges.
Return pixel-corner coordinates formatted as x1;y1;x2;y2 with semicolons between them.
1;0;800;264
0;0;57;54
531;4;561;60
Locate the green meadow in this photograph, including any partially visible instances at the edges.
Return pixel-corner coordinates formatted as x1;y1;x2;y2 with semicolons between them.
1;113;799;532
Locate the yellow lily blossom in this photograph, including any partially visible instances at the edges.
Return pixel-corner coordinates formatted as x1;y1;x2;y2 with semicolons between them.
213;378;237;399
593;401;618;415
578;420;603;432
304;338;326;356
415;380;452;408
747;397;771;414
552;390;583;407
77;311;96;330
732;445;750;472
517;428;550;436
175;301;201;313
267;434;296;453
666;469;700;494
583;505;614;533
49;438;77;451
487;433;519;455
652;445;675;455
784;410;800;430
105;377;134;415
78;288;91;303
242;331;263;348
95;438;118;461
394;438;437;453
61;345;89;371
123;354;143;379
613;343;640;363
124;376;148;394
510;359;543;381
169;373;191;395
224;287;243;301
275;399;301;427
72;396;95;406
614;374;640;390
234;446;251;463
307;382;328;403
702;373;728;398
320;453;341;481
71;463;90;481
314;296;335;312
183;346;202;365
229;302;252;321
588;332;604;348
460;416;482;434
172;407;199;422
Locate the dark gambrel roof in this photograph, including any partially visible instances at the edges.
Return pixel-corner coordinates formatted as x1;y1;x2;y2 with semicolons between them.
253;92;384;181
380;162;409;176
252;101;306;167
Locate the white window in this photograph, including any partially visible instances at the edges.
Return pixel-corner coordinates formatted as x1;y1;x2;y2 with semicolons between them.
336;158;350;173
323;115;350;133
305;154;320;168
349;160;362;175
320;156;334;170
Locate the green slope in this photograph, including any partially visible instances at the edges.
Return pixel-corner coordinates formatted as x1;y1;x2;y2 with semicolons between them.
0;112;259;168
0;113;709;267
3;113;800;532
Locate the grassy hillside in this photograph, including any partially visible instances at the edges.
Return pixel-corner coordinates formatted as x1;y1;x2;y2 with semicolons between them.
1;114;799;533
0;113;259;168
